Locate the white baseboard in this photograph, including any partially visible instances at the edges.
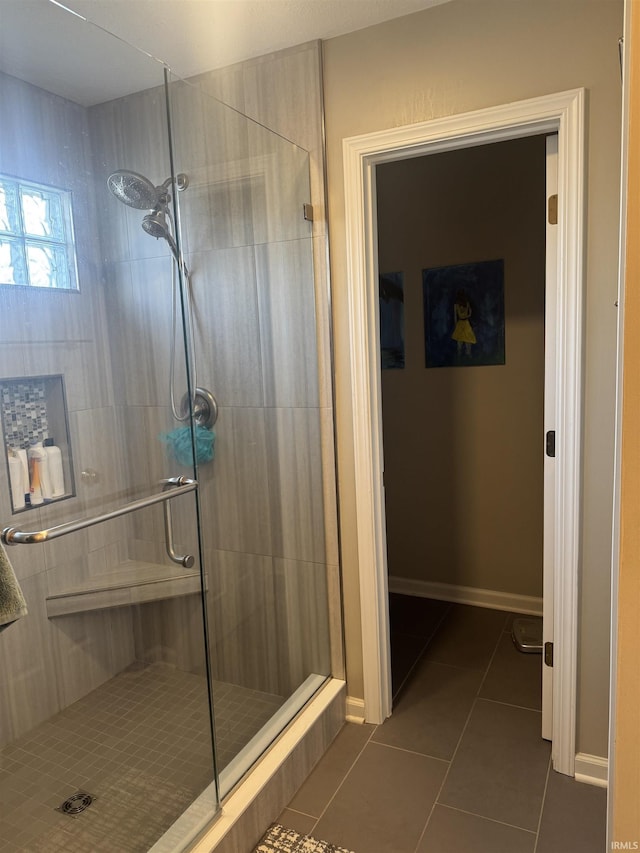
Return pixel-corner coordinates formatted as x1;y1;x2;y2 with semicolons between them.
345;695;366;724
574;752;608;788
388;576;543;616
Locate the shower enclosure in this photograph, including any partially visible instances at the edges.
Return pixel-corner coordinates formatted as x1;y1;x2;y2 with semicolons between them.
0;5;334;851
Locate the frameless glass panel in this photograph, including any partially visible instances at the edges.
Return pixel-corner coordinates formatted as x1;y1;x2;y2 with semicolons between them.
0;5;218;852
167;71;332;801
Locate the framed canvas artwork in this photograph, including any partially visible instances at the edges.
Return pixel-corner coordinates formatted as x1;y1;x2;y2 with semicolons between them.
422;259;505;368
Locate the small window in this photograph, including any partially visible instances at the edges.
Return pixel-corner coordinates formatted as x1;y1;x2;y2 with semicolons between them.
0;175;78;291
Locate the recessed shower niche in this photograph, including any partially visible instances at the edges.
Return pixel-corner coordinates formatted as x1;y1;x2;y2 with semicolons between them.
1;374;75;513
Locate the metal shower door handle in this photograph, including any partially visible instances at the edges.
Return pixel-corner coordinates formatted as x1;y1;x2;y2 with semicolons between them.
1;476;198;550
162;478;195;568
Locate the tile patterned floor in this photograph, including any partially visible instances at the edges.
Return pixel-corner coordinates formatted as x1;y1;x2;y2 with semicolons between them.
0;662;284;852
276;595;607;853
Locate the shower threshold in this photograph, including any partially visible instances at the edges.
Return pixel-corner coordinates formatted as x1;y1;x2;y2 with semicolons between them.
150;673;329;853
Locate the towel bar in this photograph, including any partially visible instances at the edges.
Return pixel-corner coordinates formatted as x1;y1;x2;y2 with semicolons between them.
1;476;198;546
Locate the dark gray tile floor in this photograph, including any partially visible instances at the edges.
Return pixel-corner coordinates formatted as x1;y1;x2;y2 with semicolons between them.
275;595;607;853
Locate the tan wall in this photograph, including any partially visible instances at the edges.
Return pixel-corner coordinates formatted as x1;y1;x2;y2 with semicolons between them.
378;136;546;597
323;0;623;758
613;0;640;842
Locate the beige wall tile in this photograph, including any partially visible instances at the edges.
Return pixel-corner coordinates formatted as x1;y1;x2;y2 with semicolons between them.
190;246;263;407
274;557;331;694
107;606;136;672
116;404;182;502
89;83;173;264
0;572;61;745
243;45;322;155
68;407;126;552
106;257;176;409
199;406;272;556
255;239;319;408
265;407;325;564
134;595;207;674
0;499;46;582
50;608;129;708
242;42;326;240
248;124;311;246
206;548;280;693
189;63;247;114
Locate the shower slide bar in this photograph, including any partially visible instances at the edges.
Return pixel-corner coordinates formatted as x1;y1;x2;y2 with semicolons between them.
1;477;197;568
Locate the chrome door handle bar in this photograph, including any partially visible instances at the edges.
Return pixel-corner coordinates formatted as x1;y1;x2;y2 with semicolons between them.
1;476;198;547
162;479;195;568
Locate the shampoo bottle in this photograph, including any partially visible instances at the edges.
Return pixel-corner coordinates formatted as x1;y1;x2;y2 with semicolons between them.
16;448;29;504
43;439;65;498
28;441;52;504
8;449;25;511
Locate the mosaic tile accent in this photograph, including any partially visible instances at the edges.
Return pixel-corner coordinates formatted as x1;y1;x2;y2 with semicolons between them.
1;378;49;450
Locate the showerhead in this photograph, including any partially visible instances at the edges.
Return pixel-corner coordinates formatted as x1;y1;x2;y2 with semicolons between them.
142;209;187;274
107;170;162;210
142;209;170;239
107;171;189;210
108;169;190;274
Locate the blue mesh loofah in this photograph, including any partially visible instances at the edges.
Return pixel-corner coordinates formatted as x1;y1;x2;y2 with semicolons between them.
159;425;215;466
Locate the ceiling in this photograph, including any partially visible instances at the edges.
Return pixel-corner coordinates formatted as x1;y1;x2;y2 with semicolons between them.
0;0;449;106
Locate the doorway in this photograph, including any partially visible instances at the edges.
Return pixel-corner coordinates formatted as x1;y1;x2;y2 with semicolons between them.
342;89;585;777
376;133;549;725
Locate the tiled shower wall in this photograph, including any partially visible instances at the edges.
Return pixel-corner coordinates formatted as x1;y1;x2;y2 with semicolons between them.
88;41;340;698
0;39;339;749
0;71;134;748
193;43;341;693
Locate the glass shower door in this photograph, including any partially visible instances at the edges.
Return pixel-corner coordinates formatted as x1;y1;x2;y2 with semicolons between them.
0;6;218;852
167;72;333;798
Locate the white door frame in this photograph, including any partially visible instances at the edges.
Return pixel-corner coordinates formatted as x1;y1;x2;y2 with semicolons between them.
342;88;585;777
542;133;558;741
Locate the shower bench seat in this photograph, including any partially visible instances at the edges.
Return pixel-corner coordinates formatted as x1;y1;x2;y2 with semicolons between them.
45;560;204;618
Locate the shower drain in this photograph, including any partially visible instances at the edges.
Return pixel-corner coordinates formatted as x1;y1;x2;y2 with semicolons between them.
57;791;95;816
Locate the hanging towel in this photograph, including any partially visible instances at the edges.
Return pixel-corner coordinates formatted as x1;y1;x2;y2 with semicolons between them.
0;541;27;632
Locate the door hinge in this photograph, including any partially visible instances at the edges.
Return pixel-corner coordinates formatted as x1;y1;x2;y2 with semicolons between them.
303;203;314;222
548;194;558;225
544;641;554;667
546;430;556;458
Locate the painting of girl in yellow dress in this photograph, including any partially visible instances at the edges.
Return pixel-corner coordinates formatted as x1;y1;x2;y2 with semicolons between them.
422;259;505;367
452;289;477;357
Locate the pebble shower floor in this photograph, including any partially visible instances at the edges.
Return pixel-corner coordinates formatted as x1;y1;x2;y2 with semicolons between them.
0;662;284;852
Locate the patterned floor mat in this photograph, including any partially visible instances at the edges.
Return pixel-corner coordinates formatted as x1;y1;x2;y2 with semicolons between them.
255;824;355;853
